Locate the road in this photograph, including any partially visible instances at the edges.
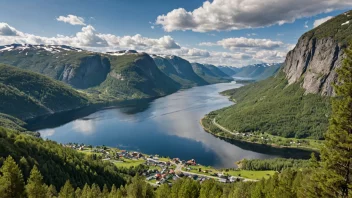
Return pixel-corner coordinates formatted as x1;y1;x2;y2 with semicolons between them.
212;118;238;135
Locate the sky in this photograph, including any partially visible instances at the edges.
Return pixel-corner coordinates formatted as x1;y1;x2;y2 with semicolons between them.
0;0;351;67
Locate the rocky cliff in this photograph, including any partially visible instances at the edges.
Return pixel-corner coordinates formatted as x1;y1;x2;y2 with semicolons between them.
283;10;352;96
60;55;110;89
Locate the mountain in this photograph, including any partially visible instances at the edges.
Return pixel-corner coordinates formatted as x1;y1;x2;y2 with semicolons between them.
90;52;180;100
218;63;282;80
0;44;110;89
0;45;231;102
283;11;352;96
218;66;239;76
191;63;233;84
233;63;282;80
152;55;208;88
0;64;89;120
206;10;352;140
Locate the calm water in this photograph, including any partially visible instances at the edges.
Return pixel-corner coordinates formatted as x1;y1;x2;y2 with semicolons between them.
28;81;311;168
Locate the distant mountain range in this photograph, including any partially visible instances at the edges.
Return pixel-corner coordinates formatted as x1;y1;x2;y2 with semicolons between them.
0;44;236;121
218;63;282;80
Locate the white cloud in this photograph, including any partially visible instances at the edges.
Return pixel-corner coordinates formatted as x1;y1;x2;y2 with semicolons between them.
57;14;86;26
0;23;21;36
156;0;352;32
304;21;309;28
151;26;155;29
313;16;333;28
0;22;290;66
200;37;284;50
100;34;180;50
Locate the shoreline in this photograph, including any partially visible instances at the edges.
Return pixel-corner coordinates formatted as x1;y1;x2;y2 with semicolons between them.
200;115;320;154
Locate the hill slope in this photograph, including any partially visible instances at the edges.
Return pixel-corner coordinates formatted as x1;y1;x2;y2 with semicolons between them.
0;44;110;89
205;10;352;140
91;53;180;100
216;71;330;139
153;55;208;88
0;64;89;120
191;63;232;84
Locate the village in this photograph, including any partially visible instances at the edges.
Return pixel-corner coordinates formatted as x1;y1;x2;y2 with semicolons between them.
63;143;271;186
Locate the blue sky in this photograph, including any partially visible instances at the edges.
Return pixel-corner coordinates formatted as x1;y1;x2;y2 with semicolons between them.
0;0;351;66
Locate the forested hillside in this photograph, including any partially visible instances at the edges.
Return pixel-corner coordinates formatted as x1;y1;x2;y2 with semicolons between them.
216;71;331;139
0;64;89;120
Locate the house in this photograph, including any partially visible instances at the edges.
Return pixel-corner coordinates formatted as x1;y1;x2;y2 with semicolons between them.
186;159;196;165
169;169;175;174
155;173;161;179
219;178;227;183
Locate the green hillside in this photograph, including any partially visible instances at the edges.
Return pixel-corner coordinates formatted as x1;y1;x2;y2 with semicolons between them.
0;64;89;120
90;53;180;100
304;10;352;44
0;127;137;190
153;55;208;88
213;71;331;139
191;63;232;84
0;46;110;89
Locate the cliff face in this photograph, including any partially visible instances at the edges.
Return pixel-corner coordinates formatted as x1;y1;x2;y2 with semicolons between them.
60;55;110;89
283;36;344;96
283;10;352;96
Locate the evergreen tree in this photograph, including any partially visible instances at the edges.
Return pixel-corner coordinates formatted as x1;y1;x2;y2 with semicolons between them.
155;184;171;198
102;184;109;198
0;156;25;198
90;183;102;197
59;180;75;198
109;184;118;198
80;184;91;198
26;165;47;198
46;184;58;198
317;43;352;197
75;187;82;198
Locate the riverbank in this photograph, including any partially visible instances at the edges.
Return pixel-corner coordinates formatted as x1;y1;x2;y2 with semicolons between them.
200;112;322;152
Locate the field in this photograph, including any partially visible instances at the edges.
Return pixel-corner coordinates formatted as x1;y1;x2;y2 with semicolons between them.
183;165;275;180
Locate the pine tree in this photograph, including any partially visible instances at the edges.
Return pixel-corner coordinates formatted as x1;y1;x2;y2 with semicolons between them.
90;183;102;197
46;184;58;198
109;184;118;198
75;187;82;198
0;156;25;198
155;184;171;198
80;183;91;198
317;43;352;197
59;180;75;198
26;165;47;198
102;184;109;198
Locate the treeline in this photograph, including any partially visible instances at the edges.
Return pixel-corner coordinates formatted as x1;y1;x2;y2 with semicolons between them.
0;127;147;190
237;158;310;171
0;155;324;198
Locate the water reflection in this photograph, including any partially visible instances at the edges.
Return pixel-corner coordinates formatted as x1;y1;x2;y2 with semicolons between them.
28;82;311;168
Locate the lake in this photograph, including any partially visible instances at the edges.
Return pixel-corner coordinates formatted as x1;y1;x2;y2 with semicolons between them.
27;81;312;168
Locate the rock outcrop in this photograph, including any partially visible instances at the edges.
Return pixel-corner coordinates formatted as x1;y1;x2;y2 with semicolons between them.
283;10;352;96
60;55;110;89
283;36;344;96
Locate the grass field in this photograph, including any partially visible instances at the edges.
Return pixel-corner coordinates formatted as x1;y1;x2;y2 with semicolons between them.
113;159;146;168
183;165;275;180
